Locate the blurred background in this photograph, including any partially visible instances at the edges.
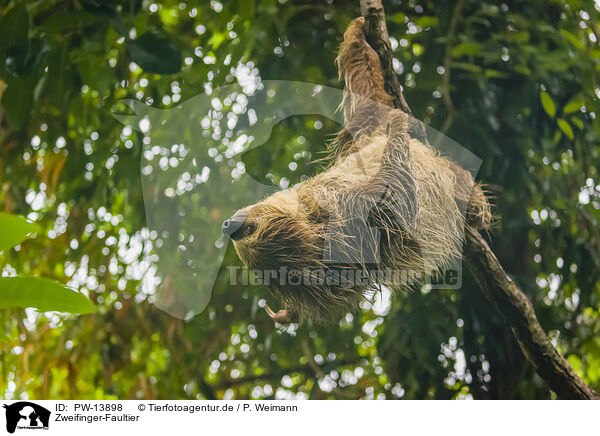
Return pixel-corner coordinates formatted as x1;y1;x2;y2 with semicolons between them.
0;0;599;399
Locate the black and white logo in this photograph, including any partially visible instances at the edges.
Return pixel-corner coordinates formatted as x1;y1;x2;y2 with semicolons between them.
3;402;50;433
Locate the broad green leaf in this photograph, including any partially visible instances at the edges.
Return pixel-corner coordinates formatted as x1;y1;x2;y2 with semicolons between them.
77;53;113;96
126;32;182;75
45;46;74;109
5;38;50;78
557;118;574;140
0;213;39;252
0;4;29;53
0;277;95;314
540;91;556;118
1;76;35;129
4;46;26;76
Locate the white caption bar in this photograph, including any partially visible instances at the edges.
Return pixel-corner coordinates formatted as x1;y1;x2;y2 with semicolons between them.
0;400;596;435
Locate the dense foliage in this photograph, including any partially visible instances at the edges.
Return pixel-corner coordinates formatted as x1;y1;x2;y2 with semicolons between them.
1;0;599;399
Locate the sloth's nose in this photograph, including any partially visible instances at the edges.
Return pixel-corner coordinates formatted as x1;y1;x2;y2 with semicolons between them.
222;213;247;239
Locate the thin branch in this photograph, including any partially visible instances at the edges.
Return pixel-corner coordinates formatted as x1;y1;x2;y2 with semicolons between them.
440;0;464;134
197;378;217;400
359;0;598;400
211;357;364;392
301;340;357;399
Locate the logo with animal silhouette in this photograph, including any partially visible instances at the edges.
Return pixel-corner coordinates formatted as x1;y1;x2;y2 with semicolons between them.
2;402;50;433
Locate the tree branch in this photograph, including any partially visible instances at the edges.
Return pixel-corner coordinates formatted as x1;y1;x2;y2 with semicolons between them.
463;228;598;399
360;0;428;143
359;0;598;400
359;0;411;114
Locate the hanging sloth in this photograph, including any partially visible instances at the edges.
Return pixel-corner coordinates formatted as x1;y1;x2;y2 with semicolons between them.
222;18;491;324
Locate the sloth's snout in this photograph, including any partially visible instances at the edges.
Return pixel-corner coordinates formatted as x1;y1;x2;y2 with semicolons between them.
222;212;248;240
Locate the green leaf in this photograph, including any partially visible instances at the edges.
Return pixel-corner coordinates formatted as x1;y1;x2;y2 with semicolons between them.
126;32;182;74
514;65;531;76
0;277;95;314
557;118;574;140
484;69;508;78
22;39;50;75
540;91;556;118
412;44;424;56
506;31;530;44
39;10;101;31
238;0;255;20
45;46;75;109
208;32;226;50
553;129;562;144
570;116;584;130
451;42;481;58
4;38;47;77
1;76;35;129
4;46;26;76
564;100;583;114
415;16;439;28
452;62;483;74
388;13;406;24
0;4;29;53
0;213;39;252
560;29;585;50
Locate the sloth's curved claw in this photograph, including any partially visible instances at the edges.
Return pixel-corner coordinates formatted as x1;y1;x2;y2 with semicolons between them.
264;304;277;318
264;305;298;325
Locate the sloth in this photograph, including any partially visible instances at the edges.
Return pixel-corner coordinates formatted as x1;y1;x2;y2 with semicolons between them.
222;18;491;324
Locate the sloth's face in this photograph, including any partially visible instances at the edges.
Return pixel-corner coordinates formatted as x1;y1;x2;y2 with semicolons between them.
222;188;365;323
222;190;324;272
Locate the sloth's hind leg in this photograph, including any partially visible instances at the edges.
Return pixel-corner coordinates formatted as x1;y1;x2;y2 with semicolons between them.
330;17;395;159
336;17;393;121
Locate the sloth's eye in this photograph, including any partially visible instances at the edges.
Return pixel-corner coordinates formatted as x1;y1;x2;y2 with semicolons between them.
243;223;256;237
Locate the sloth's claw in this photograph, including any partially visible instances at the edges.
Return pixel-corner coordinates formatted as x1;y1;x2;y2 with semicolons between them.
264;305;297;324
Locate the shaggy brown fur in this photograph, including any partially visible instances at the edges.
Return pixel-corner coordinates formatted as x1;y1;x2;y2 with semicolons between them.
226;17;491;324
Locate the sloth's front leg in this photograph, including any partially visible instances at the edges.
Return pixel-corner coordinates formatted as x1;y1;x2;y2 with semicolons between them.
374;110;419;232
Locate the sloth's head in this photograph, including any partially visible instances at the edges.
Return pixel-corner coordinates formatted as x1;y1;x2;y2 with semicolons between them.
223;190;322;271
222;188;367;323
